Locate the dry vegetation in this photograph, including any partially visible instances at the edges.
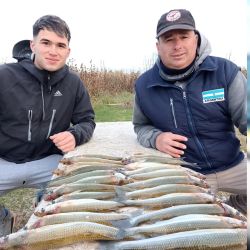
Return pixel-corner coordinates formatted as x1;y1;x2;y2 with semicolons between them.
68;60;140;100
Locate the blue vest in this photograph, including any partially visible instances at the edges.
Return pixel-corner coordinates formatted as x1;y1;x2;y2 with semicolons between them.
135;56;244;174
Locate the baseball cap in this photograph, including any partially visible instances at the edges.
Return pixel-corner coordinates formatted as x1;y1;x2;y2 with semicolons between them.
156;9;195;38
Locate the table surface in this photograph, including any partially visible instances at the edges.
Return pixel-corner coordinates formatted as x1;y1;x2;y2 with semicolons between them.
65;121;167;158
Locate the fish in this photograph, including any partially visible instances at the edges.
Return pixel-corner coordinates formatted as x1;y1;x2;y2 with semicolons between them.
44;184;116;201
71;172;130;185
98;228;247;250
116;184;211;200
0;222;123;249
122;193;216;209
47;170;116;187
53;191;116;203
128;169;200;180
27;211;131;229
122;166;206;179
53;164;121;177
60;156;123;166
123;154;199;168
221;203;247;222
124;162;183;171
61;154;123;164
121;175;208;189
34;199;124;216
129;203;246;226
125;214;247;238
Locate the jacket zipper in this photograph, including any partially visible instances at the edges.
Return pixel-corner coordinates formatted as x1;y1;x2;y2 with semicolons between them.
46;109;56;139
183;91;212;169
27;110;33;141
40;84;45;120
170;98;178;128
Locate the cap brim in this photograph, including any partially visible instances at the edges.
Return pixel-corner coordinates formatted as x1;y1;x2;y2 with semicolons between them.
156;24;195;38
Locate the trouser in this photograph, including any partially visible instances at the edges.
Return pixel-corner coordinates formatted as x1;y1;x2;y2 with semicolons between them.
205;156;247;214
0;154;62;236
0;154;62;195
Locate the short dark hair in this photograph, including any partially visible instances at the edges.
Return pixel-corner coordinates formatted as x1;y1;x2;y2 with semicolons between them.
33;15;71;42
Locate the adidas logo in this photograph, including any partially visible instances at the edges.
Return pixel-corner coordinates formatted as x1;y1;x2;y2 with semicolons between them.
54;90;63;97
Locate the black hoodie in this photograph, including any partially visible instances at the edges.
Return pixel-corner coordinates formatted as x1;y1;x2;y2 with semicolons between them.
0;59;95;163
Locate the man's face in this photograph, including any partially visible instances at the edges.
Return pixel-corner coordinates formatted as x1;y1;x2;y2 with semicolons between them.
30;29;70;72
156;30;198;69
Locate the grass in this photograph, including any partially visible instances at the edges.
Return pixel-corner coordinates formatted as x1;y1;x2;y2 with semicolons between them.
93;92;133;122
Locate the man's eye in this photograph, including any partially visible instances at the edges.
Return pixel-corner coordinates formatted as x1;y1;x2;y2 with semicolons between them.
165;38;173;42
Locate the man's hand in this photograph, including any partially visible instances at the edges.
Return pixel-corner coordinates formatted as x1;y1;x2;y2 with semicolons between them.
50;131;76;153
155;132;188;158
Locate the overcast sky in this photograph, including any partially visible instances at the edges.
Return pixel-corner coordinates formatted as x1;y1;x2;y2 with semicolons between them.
0;0;247;71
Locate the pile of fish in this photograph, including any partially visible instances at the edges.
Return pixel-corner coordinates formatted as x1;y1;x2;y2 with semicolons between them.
0;154;247;249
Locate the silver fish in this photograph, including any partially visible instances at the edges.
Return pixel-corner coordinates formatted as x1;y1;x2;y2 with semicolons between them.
125;214;247;238
54;191;116;203
122;175;208;189
116;184;210;199
0;222;122;249
27;211;131;229
47;170;115;187
130;203;245;226
98;228;247;250
44;184;116;201
34;199;124;216
122;193;216;208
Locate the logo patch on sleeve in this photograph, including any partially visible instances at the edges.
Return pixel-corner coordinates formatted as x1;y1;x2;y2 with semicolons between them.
202;88;225;103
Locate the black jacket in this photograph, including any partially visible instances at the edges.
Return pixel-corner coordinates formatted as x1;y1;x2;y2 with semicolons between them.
0;59;95;163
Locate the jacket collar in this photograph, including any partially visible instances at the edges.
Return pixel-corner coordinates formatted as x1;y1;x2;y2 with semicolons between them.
19;59;69;86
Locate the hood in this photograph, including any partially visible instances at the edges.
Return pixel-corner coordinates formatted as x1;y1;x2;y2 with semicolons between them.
194;31;212;69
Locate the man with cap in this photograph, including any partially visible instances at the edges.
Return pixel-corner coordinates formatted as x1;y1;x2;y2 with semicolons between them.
132;9;247;213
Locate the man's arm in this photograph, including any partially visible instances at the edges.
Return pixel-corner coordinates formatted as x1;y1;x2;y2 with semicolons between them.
133;94;162;149
50;81;95;153
67;81;96;146
133;94;188;157
228;71;247;136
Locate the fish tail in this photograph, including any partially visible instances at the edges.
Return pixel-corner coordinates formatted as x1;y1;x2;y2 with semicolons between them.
180;158;201;168
115;186;128;202
116;228;126;240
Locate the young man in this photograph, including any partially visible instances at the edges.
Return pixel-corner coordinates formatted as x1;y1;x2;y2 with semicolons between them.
133;9;246;213
0;15;95;235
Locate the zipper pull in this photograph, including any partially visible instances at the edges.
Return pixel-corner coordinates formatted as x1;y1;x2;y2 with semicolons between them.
183;91;186;99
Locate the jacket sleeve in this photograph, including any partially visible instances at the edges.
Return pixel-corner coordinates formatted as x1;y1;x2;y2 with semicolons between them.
67;80;95;146
228;71;247;136
132;94;162;149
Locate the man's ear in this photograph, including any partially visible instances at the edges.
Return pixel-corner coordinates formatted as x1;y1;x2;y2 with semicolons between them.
30;40;35;53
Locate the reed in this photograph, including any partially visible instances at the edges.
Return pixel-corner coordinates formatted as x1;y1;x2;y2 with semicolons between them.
68;60;140;98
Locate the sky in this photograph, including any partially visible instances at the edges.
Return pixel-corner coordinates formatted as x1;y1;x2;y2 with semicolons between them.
0;0;247;72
